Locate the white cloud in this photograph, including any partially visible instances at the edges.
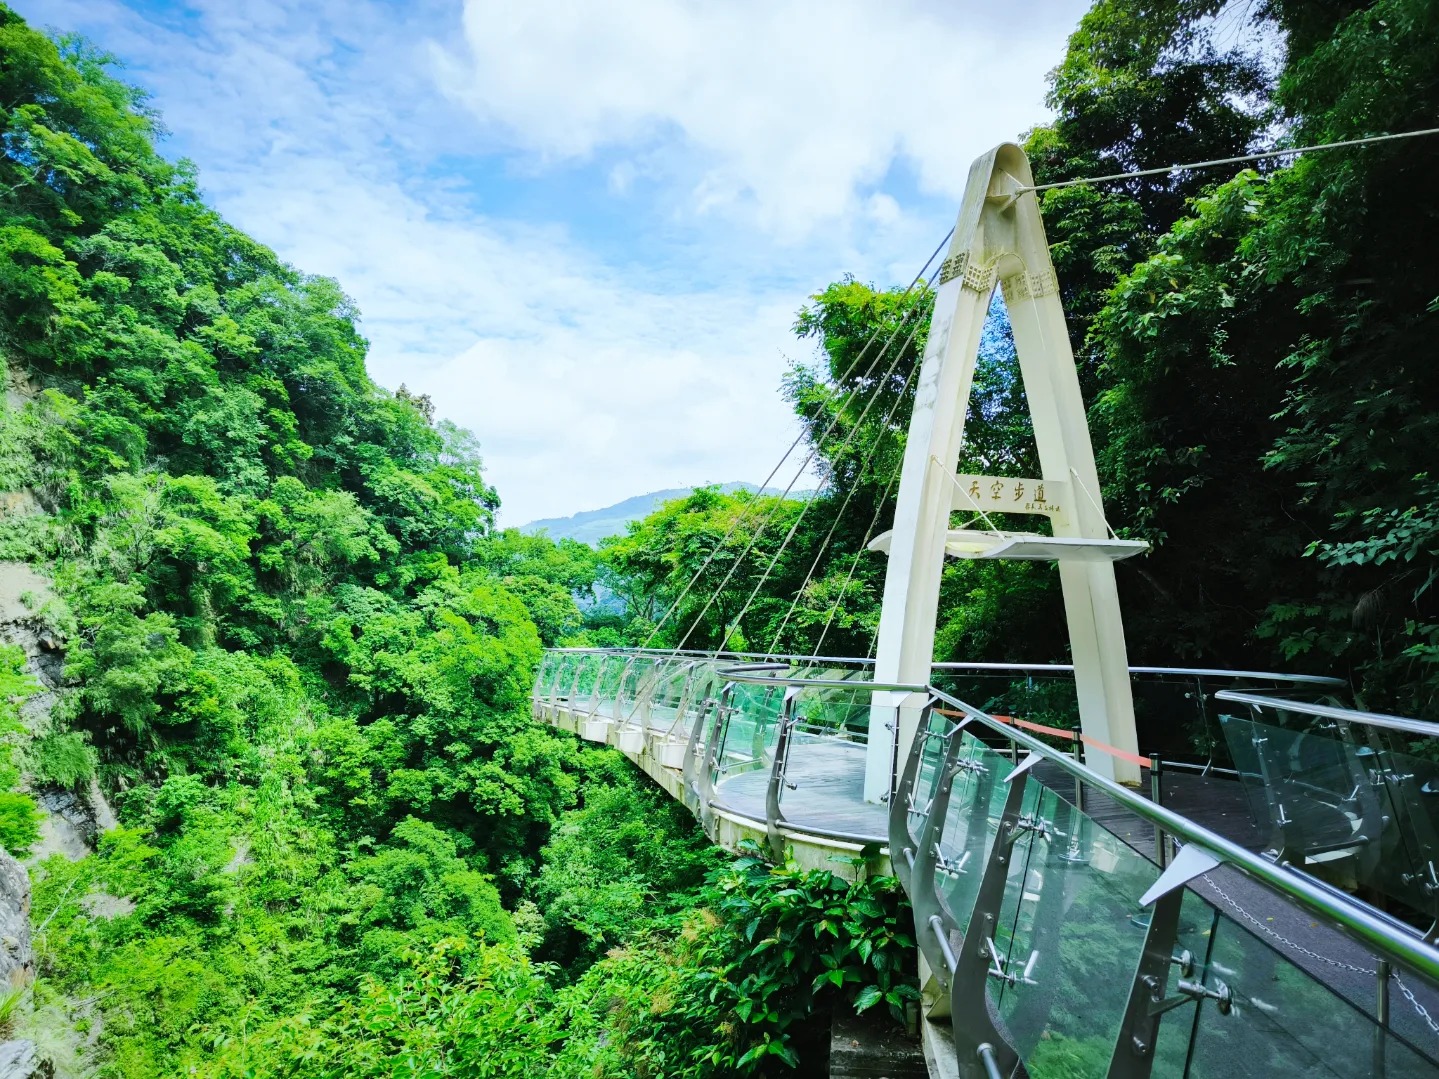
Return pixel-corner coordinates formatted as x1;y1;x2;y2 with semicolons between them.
431;0;1085;236
14;0;1087;526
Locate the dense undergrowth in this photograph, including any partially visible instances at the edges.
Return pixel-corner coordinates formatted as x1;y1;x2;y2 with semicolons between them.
0;7;915;1075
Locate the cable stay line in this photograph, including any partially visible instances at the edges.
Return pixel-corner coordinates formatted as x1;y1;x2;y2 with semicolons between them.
1027;126;1439;193
819;435;904;660
715;312;928;656
677;297;928;654
638;226;954;651
656;225;955;650
764;354;919;656
736;316;926;658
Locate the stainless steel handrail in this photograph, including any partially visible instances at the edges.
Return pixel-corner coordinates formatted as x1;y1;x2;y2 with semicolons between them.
1215;689;1439;739
718;665;928;693
926;685;1439;985
935;661;1346;686
547;647;1347;686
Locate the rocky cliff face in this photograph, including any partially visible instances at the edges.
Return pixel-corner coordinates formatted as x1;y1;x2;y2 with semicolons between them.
0;848;31;992
0;846;47;1079
0;1040;51;1079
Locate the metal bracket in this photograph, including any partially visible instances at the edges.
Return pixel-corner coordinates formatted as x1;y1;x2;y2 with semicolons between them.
1008;813;1062;846
984;938;1040;987
1138;842;1222;908
1149;977;1232;1018
1003;750;1043;784
935;850;972;880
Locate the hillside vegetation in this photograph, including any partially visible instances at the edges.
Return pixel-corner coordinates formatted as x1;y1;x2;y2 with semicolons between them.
0;0;1434;1076
0;7;911;1076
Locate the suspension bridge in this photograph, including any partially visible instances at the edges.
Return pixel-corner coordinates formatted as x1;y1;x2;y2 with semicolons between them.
531;143;1439;1078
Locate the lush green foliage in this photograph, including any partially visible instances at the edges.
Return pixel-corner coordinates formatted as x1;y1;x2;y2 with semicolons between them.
0;7;919;1074
174;853;915;1079
5;0;1439;1074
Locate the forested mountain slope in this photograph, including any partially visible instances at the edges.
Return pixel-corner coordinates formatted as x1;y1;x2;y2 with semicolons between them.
0;0;1435;1076
520;482;787;546
0;7;916;1076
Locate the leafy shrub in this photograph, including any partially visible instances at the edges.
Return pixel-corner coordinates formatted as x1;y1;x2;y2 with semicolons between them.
0;791;38;857
30;731;96;790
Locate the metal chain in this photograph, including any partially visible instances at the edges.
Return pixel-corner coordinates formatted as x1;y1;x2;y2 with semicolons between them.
1396;972;1439;1036
1202;873;1378;975
1201;874;1439;1035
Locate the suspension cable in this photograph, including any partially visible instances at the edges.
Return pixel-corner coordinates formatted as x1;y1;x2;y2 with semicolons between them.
1027;127;1439;193
638;226;954;650
815;442;904;659
716;312;930;654
676;296;929;653
764;347;923;654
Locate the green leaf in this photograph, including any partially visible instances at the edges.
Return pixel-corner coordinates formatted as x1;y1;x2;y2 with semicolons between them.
854;985;883;1012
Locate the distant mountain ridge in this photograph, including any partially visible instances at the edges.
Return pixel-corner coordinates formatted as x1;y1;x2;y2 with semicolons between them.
520;483;794;546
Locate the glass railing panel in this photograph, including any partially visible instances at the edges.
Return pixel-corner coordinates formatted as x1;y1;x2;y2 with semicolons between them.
550;652;578;702
907;708;955;843
989;784;1160;1076
1219;710;1378;858
934;734;1013;936
1181;908;1438;1077
1352;730;1439;929
571;651;602;703
590;654;628;719
779;685;885;840
710;681;785;820
790;682;870;739
681;662;723;729
1220;707;1439;932
645;659;694;735
626;657;663;723
535;651;557;698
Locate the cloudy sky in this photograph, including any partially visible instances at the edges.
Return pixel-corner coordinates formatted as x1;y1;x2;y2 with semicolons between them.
16;0;1089;525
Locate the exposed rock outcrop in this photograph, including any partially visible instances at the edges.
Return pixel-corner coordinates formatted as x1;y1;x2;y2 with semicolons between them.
0;1040;52;1078
0;564;63;735
0;848;31;992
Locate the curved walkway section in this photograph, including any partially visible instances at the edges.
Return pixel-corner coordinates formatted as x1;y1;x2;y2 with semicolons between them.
533;648;1439;1079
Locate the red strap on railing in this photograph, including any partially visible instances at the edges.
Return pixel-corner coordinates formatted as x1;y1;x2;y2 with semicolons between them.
1079;734;1150;769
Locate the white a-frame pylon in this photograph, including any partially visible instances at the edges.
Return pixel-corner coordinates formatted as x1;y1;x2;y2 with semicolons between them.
865;143;1146;799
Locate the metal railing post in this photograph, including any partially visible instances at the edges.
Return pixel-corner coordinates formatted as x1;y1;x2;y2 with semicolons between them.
765;688;799;860
1072;734;1084;810
909;707;968;985
1150;754;1167;867
1375;958;1391;1077
680;697;714;814
698;683;736;840
949;768;1031;1078
888;697;937;894
1106;884;1187;1079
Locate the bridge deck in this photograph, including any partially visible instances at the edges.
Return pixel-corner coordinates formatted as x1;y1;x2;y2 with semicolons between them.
715;740;889;839
542;689;1439;1063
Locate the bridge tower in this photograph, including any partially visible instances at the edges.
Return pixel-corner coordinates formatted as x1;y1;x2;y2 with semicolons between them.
866;143;1146;797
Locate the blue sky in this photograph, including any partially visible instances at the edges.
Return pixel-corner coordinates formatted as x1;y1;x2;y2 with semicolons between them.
16;0;1089;525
